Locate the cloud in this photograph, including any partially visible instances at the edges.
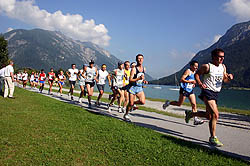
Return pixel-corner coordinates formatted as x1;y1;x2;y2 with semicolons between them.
224;0;250;21
0;0;111;46
6;27;14;32
213;34;222;43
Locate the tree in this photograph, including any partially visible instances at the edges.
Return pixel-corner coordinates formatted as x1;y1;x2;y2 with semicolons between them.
0;35;9;67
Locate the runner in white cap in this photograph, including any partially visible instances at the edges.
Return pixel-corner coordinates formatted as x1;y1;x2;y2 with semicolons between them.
107;61;125;113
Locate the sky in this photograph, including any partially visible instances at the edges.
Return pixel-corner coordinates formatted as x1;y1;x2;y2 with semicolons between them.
1;0;250;78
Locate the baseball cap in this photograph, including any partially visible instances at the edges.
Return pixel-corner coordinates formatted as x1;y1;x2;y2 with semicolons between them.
118;61;123;66
89;60;95;64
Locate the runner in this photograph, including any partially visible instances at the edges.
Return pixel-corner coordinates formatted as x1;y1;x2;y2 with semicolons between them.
122;61;131;112
48;68;55;95
95;64;111;106
185;48;233;147
29;71;35;89
34;72;39;89
130;62;136;69
57;70;66;96
17;71;22;87
85;60;98;108
124;54;148;121
78;64;87;103
162;60;204;125
38;69;46;93
66;64;79;100
107;61;125;113
22;70;28;88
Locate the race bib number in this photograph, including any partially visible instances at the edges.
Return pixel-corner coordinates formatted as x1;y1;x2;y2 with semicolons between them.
186;83;193;89
136;73;144;85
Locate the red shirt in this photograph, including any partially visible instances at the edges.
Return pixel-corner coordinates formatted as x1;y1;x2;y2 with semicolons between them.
39;73;46;81
48;72;55;80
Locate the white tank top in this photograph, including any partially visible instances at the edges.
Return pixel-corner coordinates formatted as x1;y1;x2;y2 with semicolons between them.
204;63;224;92
86;67;96;82
97;69;109;85
79;69;86;82
114;69;124;88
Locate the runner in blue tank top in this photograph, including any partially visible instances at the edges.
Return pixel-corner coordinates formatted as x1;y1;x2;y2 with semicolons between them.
162;60;204;125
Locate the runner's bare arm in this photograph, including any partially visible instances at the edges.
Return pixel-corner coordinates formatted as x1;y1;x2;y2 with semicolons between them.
66;71;70;78
107;73;111;86
94;68;98;81
94;69;99;83
129;67;140;82
143;67;148;84
222;64;233;83
181;69;195;84
195;64;209;89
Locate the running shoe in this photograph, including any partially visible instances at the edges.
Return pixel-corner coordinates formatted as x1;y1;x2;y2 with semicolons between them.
118;107;122;113
123;114;131;122
88;103;92;108
108;94;112;100
107;104;111;112
162;100;170;110
95;101;100;106
209;136;223;147
193;117;204;125
71;96;74;101
185;110;192;123
132;105;138;111
79;98;82;103
122;107;126;113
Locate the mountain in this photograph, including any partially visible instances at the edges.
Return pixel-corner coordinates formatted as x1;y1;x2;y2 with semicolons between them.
3;28;153;81
3;28;121;71
150;20;250;88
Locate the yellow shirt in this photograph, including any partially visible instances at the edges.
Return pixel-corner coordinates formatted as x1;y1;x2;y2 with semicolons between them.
123;69;131;85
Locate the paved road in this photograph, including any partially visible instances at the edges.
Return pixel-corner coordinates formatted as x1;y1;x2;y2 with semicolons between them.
24;85;250;162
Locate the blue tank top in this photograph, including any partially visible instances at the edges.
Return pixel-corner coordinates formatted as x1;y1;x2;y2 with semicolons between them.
180;69;195;93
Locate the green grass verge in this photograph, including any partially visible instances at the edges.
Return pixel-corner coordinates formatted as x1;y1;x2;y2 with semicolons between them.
0;88;248;165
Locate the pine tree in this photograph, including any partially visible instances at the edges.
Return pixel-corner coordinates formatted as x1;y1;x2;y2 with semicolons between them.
0;35;9;67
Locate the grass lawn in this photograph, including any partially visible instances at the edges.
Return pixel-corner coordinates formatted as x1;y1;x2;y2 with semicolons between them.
0;88;248;165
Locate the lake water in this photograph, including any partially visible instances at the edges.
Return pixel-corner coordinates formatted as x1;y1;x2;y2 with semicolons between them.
74;83;250;110
145;84;250;110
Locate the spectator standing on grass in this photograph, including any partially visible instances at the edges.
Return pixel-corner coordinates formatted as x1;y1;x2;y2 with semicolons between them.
3;60;15;99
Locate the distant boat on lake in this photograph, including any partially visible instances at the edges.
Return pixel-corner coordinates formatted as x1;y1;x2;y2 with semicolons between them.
152;86;162;89
169;73;180;91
